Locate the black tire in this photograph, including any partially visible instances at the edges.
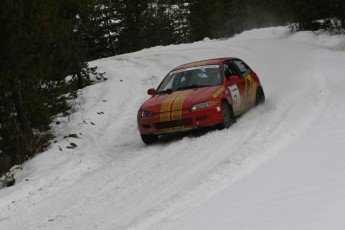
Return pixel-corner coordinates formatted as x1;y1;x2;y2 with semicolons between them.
217;101;235;130
140;134;158;145
255;87;265;106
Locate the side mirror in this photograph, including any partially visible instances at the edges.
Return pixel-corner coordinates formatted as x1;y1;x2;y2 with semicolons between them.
147;88;156;95
228;75;241;82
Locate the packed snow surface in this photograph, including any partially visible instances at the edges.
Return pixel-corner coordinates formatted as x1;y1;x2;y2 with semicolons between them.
1;27;345;230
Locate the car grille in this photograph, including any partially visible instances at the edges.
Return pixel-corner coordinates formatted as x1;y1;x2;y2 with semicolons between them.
154;118;192;129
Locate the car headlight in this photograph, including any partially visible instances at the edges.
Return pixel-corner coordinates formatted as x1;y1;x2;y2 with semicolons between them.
190;101;217;111
139;110;154;117
191;102;209;111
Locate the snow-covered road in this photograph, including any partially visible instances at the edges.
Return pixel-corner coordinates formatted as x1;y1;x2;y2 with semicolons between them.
1;27;345;230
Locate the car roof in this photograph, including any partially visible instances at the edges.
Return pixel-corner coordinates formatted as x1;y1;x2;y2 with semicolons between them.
172;57;236;71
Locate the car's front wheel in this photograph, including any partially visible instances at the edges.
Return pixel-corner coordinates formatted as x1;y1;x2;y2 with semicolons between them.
140;134;158;145
217;101;235;130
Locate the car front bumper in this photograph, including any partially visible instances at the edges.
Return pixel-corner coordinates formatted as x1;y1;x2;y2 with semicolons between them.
137;107;223;135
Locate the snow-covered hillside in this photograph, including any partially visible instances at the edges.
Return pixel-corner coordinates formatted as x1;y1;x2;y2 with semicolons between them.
1;27;345;230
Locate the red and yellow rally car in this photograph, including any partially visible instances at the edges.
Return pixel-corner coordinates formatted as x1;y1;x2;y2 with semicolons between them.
137;57;265;144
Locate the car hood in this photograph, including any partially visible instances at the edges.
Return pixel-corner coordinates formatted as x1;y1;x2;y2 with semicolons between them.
140;86;222;113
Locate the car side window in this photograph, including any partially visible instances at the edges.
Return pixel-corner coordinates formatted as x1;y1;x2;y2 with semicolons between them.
224;61;240;77
233;60;250;77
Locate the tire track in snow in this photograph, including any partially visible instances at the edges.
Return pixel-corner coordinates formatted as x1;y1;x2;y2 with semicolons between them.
72;40;329;230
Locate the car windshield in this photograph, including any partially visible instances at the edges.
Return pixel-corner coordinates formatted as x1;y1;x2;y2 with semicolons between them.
156;65;222;93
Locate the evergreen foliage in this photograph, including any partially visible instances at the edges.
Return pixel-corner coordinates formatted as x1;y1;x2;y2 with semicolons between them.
116;0;152;53
188;0;219;40
0;0;96;180
77;0;120;60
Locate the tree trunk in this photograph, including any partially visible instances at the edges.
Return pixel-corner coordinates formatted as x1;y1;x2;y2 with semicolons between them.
12;89;33;136
77;71;86;89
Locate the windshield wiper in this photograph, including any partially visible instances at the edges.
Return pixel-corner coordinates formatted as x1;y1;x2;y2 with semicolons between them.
157;88;173;94
158;85;214;94
176;85;211;91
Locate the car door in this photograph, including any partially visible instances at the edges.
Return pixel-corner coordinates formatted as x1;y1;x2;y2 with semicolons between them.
223;60;246;114
232;59;257;110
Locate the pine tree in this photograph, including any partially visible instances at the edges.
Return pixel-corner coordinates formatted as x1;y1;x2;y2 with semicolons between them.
148;1;176;46
188;0;219;41
116;0;153;54
170;0;192;43
78;0;121;60
146;0;190;46
0;0;97;180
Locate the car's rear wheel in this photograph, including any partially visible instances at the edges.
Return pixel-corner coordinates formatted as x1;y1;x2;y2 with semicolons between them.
255;86;265;106
140;134;158;145
217;101;235;130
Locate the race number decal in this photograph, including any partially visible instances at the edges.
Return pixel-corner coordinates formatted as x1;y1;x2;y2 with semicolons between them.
229;84;241;111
